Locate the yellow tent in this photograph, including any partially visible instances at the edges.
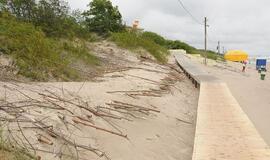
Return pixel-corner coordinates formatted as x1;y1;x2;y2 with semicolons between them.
224;50;248;62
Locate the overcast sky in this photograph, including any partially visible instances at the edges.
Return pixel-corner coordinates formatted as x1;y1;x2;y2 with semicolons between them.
68;0;270;55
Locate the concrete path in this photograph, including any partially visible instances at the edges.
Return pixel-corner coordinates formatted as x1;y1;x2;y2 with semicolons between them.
196;58;270;145
194;82;270;160
173;51;270;160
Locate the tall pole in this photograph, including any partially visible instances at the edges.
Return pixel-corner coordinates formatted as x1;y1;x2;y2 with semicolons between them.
218;41;220;54
204;17;207;65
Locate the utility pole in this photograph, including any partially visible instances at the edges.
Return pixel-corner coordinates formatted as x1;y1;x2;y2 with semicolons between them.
218;41;220;54
223;46;225;54
204;17;208;65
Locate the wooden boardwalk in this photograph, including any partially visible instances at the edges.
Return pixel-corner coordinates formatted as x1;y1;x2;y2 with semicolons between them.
173;51;270;160
174;53;220;87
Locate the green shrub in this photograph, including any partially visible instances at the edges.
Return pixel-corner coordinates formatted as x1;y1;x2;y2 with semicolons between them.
142;31;167;47
165;39;224;61
63;41;100;65
192;49;224;61
0;13;99;81
166;40;197;53
83;0;124;35
0;0;95;39
111;31;169;63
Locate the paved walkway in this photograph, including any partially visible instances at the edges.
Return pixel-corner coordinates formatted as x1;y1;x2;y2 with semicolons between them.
174;53;220;84
173;51;270;160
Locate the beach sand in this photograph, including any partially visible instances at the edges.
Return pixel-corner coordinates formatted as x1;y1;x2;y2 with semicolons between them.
187;54;270;145
0;56;199;160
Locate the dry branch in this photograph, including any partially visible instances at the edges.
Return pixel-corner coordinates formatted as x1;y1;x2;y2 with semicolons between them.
176;118;193;125
0;83;163;160
108;101;160;113
72;117;127;138
37;134;53;145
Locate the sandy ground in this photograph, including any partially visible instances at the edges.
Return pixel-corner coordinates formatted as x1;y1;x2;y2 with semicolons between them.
186;54;270;146
0;41;153;82
0;55;199;160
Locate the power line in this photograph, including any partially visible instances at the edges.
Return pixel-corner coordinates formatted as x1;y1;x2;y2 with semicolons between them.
176;0;203;25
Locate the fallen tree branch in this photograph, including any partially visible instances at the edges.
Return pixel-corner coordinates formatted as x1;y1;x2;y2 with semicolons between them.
72;117;128;138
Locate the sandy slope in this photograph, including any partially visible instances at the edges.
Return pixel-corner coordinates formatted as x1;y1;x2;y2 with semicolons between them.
0;56;198;160
187;54;270;146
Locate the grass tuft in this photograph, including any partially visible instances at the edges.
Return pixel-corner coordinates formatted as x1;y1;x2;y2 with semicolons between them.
0;129;35;160
0;14;99;81
110;31;169;63
192;50;224;61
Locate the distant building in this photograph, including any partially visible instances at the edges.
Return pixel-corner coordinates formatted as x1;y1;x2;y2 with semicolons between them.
126;20;144;33
133;20;139;29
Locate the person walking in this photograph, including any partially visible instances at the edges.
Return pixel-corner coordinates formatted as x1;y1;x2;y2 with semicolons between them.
242;60;247;72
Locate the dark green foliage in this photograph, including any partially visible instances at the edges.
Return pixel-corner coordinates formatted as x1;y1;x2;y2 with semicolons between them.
111;29;223;62
0;0;92;38
166;40;197;53
0;0;37;21
0;0;222;82
0;13;71;80
193;49;224;61
140;32;197;54
34;0;70;37
165;40;223;60
83;0;124;35
111;31;169;63
0;13;99;81
140;31;218;61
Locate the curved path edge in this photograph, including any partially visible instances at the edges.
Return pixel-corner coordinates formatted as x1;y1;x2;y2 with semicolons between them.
173;51;270;160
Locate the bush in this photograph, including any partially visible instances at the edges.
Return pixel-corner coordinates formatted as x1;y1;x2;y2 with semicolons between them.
166;40;197;53
111;31;169;63
83;0;124;35
0;13;99;81
0;0;94;39
192;49;224;61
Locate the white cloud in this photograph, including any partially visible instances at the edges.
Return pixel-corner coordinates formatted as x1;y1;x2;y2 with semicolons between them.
67;0;270;55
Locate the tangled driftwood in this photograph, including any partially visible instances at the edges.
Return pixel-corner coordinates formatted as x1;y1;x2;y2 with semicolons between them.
0;83;160;160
